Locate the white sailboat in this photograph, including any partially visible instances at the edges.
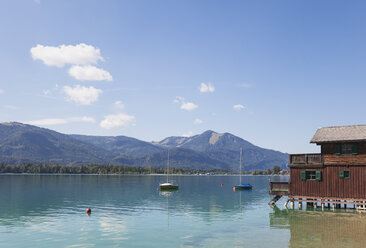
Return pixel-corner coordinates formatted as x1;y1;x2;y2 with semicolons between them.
234;148;252;190
159;150;179;190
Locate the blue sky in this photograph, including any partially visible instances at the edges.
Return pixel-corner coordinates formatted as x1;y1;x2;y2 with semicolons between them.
1;0;366;154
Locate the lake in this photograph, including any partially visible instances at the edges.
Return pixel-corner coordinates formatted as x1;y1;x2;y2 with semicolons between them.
1;175;366;247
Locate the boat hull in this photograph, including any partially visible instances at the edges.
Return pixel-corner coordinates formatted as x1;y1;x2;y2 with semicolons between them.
160;185;179;190
159;183;179;190
234;184;252;190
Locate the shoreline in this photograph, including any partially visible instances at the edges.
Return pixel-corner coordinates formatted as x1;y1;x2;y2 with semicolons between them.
0;173;289;176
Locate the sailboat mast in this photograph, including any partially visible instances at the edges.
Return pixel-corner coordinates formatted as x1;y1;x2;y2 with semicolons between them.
167;150;170;183
239;148;242;185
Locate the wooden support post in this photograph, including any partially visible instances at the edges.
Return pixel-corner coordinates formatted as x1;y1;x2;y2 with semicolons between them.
321;202;324;211
268;195;282;206
290;200;294;209
284;199;289;208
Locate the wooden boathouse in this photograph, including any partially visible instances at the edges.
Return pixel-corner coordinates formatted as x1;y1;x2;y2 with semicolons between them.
270;125;366;210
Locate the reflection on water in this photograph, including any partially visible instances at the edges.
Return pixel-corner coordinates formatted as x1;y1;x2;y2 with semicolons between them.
1;175;366;247
270;206;366;248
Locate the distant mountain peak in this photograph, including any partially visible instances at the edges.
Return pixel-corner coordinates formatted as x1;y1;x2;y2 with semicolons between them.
0;122;288;170
160;136;188;147
1;122;27;127
200;130;217;135
209;132;223;145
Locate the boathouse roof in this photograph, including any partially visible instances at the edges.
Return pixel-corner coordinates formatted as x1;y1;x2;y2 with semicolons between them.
311;125;366;143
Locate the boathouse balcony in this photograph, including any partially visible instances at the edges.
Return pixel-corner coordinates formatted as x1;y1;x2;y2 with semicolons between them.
289;153;323;166
269;181;289;196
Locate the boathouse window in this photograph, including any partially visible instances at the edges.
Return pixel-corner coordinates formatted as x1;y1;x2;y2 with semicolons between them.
335;144;358;155
339;170;350;179
301;170;321;181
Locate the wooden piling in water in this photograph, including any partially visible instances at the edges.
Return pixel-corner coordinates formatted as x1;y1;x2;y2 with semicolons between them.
282;196;366;211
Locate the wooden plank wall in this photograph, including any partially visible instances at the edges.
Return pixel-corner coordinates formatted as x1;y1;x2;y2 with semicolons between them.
322;143;366;155
322;143;366;165
323;154;366;165
290;166;366;198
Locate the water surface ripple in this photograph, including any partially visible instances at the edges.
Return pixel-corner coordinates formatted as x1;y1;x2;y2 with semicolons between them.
1;175;365;247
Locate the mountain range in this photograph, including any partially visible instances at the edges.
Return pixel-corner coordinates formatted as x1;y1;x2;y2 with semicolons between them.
0;122;288;171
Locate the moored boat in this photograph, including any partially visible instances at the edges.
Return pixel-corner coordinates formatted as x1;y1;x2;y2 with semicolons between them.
159;182;179;190
234;183;252;190
234;148;252;191
159;150;179;191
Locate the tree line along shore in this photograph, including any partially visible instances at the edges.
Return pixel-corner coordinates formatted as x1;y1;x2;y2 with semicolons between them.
0;164;285;175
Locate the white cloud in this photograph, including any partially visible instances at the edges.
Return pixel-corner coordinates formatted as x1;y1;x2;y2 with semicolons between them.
182;131;193;137
68;65;112;81
173;96;185;103
174;96;198;111
27;118;68;125
25;116;95;126
233;104;245;111
100;113;135;129
0;89;4;94
30;43;103;67
181;102;198;111
194;118;203;125
63;85;102;105
200;82;215;93
114;101;125;110
34;0;40;4
42;84;60;98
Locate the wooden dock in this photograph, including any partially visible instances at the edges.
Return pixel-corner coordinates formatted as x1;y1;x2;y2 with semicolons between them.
284;196;366;211
269;181;366;211
269;181;289;205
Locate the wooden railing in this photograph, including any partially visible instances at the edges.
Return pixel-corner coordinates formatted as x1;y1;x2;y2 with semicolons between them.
269;181;289;195
289;153;322;165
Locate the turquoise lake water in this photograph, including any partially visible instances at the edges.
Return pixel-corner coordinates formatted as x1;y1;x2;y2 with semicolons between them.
1;175;366;247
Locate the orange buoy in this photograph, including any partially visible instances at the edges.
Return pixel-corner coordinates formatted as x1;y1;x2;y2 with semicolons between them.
86;208;91;214
221;183;224;187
